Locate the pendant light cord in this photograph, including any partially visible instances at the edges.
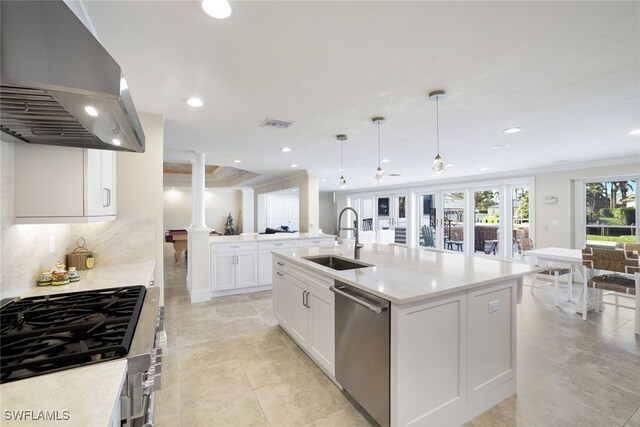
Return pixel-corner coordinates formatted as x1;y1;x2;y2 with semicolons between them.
340;140;344;171
436;97;440;155
377;121;381;167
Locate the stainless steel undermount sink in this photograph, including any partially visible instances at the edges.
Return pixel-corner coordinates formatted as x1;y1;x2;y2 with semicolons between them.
303;256;373;271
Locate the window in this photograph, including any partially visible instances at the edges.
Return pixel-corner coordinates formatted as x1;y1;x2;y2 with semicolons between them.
583;179;638;246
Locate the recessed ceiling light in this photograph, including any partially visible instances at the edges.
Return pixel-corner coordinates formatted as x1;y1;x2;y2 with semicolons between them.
290;164;298;168
185;97;204;107
233;159;242;163
446;163;454;167
112;139;121;146
490;144;509;150
503;127;522;134
381;158;390;163
630;129;640;136
336;168;344;172
84;106;98;117
321;178;327;182
479;167;488;171
201;0;232;19
280;147;291;152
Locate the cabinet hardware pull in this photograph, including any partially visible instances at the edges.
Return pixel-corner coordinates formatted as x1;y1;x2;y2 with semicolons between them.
277;262;285;266
276;272;284;277
231;246;240;249
107;188;111;207
275;243;283;246
102;188;109;207
302;290;306;307
305;291;310;308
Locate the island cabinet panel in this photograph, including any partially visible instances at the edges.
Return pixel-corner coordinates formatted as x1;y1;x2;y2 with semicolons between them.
307;282;335;376
272;256;336;377
258;240;299;285
273;270;292;329
393;292;467;426
466;283;516;400
289;276;309;347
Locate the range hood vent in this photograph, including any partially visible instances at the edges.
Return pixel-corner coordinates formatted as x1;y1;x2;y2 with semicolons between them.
0;1;145;153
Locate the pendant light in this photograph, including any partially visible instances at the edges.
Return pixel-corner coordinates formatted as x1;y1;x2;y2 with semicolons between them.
428;90;447;174
336;134;348;189
372;117;385;182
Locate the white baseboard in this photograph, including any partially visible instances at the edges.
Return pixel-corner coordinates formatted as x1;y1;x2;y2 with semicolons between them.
211;285;272;298
189;289;211;303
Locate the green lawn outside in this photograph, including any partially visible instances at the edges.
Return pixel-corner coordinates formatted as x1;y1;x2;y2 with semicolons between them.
591;217;625;226
587;234;636;243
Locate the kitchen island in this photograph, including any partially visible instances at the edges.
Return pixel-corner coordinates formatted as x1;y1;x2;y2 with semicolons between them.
272;244;538;427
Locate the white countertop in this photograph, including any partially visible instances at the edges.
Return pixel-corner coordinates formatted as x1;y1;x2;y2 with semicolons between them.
273;244;539;304
20;262;156;297
1;262;156;427
0;360;127;427
209;232;335;243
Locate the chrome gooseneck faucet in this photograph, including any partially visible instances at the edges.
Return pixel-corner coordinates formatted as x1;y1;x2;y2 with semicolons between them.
337;207;364;260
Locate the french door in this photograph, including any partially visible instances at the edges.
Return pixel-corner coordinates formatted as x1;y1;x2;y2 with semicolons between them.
375;194;407;244
416;191;465;252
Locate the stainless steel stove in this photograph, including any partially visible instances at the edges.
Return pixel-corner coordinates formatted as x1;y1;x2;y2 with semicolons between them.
0;285;164;427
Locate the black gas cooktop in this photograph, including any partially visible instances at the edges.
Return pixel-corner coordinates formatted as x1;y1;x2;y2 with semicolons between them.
0;286;146;384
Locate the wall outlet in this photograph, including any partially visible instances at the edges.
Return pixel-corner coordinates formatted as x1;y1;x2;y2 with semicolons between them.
551;220;560;228
49;234;55;253
488;299;500;313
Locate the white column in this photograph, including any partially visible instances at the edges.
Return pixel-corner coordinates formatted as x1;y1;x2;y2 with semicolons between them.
193;152;207;229
189;160;196;228
187;152;212;303
241;187;254;233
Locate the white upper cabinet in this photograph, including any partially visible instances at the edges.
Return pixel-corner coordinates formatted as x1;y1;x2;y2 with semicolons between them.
85;148;116;216
14;143;116;223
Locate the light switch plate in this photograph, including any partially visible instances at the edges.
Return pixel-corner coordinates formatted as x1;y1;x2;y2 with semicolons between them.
488;299;500;313
551;220;560;228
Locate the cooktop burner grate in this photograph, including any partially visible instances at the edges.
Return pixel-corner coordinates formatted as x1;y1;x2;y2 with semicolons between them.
0;286;146;383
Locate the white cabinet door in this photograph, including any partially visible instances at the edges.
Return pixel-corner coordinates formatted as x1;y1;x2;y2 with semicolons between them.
273;270;291;329
14;144;85;218
307;288;335;376
289;278;309;347
85;149;116;216
212;252;236;291
100;150;116;215
259;250;273;285
236;251;258;288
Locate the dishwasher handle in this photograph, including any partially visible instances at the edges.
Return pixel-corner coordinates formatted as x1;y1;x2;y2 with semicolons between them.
330;285;389;314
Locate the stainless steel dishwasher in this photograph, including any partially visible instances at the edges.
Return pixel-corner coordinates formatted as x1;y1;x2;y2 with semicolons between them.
330;281;390;427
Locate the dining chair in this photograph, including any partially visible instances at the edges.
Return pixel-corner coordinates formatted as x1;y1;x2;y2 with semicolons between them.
581;247;639;335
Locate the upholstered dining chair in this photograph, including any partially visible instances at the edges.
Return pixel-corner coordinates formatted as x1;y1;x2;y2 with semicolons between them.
581;246;639;335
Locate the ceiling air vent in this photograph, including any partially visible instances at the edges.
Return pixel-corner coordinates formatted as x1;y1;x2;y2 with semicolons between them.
260;118;294;129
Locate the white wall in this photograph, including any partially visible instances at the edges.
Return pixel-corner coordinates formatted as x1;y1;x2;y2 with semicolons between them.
252;172;319;233
319;192;337;235
163;187;242;232
534;162;640;248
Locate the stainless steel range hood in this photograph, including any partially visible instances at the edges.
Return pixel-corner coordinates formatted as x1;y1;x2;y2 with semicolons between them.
0;1;145;153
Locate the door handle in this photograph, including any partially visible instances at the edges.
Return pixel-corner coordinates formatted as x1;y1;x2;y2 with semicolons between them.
329;285;388;314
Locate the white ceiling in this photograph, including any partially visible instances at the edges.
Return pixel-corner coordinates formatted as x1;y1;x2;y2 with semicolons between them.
81;1;640;191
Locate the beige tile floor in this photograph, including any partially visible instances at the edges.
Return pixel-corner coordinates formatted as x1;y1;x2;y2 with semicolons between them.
156;246;640;427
